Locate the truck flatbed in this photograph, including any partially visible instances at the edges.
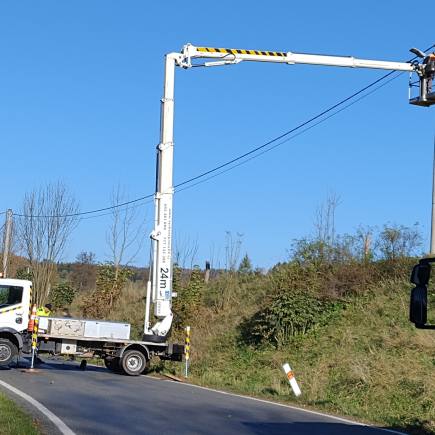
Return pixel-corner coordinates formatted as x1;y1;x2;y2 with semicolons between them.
37;333;168;347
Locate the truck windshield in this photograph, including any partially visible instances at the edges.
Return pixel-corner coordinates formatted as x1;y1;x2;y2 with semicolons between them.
0;286;23;308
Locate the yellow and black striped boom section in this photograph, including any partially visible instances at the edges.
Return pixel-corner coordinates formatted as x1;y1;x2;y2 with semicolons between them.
181;44;415;71
187;45;291;64
197;47;287;57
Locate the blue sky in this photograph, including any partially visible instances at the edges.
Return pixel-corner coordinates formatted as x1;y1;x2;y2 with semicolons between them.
1;1;434;269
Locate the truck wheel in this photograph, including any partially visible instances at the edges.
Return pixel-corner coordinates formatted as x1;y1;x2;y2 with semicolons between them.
121;350;146;376
104;357;121;373
0;339;16;366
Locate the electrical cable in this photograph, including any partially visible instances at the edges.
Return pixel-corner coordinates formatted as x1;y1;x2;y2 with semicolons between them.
60;72;401;222
78;71;404;221
175;71;406;193
81;198;154;220
175;72;395;188
13;192;155;218
80;66;422;219
13;44;435;219
10;74;399;220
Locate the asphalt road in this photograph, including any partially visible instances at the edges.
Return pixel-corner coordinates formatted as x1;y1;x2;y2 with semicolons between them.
0;358;397;435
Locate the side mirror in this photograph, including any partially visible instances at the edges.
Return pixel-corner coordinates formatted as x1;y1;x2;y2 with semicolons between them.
410;263;431;286
410;285;427;325
410;259;435;329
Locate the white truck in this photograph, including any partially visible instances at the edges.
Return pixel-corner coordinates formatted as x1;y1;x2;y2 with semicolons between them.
0;278;184;375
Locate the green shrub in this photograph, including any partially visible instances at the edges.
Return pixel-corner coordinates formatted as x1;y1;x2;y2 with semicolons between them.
242;262;326;346
238;254;253;275
242;254;418;349
82;262;134;319
173;264;203;329
50;281;76;309
15;267;33;281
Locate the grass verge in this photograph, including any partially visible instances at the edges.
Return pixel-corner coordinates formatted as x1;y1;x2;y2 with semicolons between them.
0;391;40;435
146;276;435;435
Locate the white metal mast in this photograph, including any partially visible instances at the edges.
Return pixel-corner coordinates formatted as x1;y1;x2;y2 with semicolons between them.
3;209;12;278
144;53;182;338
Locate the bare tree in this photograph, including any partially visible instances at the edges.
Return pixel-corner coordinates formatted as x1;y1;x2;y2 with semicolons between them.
173;232;199;278
225;231;244;275
82;185;147;318
106;184;147;278
17;180;81;306
209;242;221;280
312;190;342;264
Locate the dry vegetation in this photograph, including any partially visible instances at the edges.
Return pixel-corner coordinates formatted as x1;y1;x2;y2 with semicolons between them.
67;280;148;340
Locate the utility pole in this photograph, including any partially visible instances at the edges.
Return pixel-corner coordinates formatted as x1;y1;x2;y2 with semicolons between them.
431;115;435;254
364;237;371;258
3;209;12;278
204;261;210;283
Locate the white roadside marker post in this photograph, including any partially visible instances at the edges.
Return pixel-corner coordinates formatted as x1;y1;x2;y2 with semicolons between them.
283;363;301;397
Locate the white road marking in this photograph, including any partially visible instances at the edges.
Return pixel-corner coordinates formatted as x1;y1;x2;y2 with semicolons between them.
142;375;405;435
0;379;76;435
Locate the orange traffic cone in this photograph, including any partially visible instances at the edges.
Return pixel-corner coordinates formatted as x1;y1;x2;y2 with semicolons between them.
28;304;37;332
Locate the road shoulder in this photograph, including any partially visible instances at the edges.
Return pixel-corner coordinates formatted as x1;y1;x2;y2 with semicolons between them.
0;379;69;435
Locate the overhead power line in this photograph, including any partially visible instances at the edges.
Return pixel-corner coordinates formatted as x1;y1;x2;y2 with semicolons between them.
174;72;407;192
13;43;435;220
72;72;411;221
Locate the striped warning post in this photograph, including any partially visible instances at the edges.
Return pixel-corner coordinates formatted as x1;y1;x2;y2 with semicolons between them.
197;47;286;57
22;317;41;374
185;326;190;378
29;317;39;370
32;318;39;349
28;286;33;320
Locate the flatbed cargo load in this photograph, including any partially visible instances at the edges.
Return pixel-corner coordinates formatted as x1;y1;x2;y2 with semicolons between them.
38;317;131;340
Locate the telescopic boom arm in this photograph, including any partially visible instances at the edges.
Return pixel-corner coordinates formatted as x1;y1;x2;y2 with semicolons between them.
144;44;422;339
178;44;417;72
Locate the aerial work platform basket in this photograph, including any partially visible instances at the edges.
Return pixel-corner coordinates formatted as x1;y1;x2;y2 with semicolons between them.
409;67;435;107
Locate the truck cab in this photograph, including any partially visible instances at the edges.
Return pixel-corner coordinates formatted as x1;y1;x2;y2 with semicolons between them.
0;278;32;365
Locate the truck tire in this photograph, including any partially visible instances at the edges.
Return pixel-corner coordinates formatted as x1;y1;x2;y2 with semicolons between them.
0;339;16;366
142;333;166;343
120;350;146;376
104;357;121;373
